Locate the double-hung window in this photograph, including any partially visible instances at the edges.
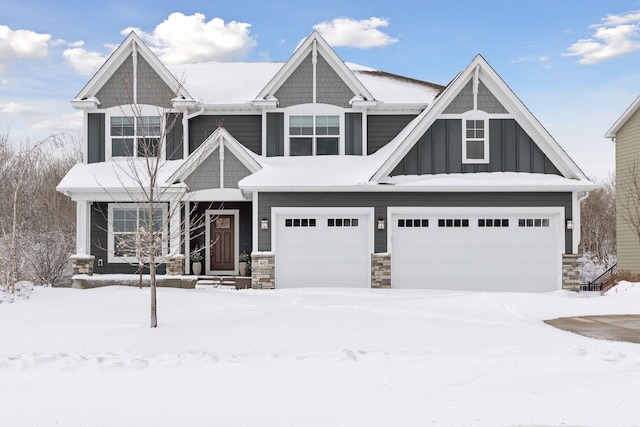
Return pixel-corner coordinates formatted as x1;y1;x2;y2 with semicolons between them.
108;204;167;262
462;112;489;164
110;115;161;157
289;115;340;156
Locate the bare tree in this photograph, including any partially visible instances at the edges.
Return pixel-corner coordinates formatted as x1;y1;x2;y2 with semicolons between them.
579;172;616;262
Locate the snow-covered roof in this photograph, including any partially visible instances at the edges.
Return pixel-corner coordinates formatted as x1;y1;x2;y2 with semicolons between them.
168;62;442;105
57;159;185;196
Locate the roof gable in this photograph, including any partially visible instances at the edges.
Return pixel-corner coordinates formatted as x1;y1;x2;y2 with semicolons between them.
169;127;261;186
256;31;374;102
73;32;192;105
606;95;640;138
372;55;589;181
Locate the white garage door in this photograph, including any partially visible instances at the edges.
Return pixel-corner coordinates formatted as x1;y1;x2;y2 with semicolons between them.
274;208;373;288
391;208;563;291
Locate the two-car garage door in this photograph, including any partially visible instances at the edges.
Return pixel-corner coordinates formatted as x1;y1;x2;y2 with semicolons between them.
390;208;563;292
272;207;563;291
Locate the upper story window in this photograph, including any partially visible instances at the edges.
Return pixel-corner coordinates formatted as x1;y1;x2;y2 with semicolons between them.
284;104;344;156
462;111;489;164
289;115;340;156
110;115;161;157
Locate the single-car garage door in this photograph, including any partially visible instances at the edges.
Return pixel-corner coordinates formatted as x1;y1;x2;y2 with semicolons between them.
390;208;563;292
273;208;373;288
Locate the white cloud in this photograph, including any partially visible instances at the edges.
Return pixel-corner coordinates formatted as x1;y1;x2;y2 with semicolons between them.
0;25;51;67
511;55;552;69
1;102;34;114
62;42;107;76
565;10;640;64
313;17;398;48
31;111;82;132
123;12;256;65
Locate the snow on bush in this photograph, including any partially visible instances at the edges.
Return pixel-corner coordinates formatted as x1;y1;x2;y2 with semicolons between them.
0;281;34;304
579;252;616;283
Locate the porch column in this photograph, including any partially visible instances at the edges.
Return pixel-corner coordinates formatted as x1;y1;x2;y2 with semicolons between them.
76;200;91;254
169;200;181;255
184;201;191;274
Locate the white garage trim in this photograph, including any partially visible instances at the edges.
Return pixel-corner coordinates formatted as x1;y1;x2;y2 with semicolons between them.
387;206;565;291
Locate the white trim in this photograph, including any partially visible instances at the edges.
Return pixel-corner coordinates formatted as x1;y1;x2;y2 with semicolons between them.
106;202;169;264
103;105;166;161
283;104;345;156
184;201;191;274
169;200;181;255
605;94;640;138
252;191;259;252
205;209;240;275
387;206;565;290
76;200;91;254
461;110;490;164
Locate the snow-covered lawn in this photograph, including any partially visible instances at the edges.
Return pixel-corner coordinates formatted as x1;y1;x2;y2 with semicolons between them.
1;285;640;426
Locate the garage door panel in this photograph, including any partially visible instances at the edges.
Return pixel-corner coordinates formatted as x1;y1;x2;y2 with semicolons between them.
275;212;371;288
392;211;560;292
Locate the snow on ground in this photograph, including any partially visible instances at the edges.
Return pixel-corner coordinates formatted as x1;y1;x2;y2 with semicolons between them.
1;285;640;427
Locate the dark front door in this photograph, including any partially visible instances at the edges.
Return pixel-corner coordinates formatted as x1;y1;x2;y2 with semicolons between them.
211;215;235;271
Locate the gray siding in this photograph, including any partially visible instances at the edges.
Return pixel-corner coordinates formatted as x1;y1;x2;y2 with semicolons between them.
184;147;252;191
95;55;174;109
274;53;313;107
87;113;105;163
266;112;284;157
442;81;508;114
315;54;355;108
166;113;183;160
189;115;262;155
392;119;561;176
90;202;167;274
345;112;363;155
367;114;417;154
258;192;573;254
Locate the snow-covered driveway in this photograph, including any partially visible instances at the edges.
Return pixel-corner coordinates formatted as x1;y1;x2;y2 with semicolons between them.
1;285;639;426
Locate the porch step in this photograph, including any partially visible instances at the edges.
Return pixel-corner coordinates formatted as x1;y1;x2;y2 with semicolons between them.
195;276;252;290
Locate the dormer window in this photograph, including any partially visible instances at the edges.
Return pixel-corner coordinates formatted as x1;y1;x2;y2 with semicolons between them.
111;115;161;157
462;111;489;164
289;115;340;156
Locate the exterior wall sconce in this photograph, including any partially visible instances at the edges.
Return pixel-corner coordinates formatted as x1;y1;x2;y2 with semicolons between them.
377;218;385;230
566;220;574;230
261;218;269;230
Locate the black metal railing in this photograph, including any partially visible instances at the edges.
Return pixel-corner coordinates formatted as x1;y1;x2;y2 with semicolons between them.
580;263;617;293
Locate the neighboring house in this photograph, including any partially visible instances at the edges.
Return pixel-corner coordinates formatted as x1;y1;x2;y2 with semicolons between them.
606;95;640;273
57;31;594;291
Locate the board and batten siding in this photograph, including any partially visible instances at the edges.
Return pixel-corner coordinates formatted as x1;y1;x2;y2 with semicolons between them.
615;107;640;273
367;115;418;154
257;192;573;254
189;115;262;155
391;119;561;176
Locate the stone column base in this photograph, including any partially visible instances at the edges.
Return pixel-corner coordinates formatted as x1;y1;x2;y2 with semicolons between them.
371;253;391;288
251;252;275;289
562;254;581;291
166;254;185;276
70;254;95;275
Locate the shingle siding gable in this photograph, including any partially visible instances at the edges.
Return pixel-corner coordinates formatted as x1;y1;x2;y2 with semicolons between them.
442;81;508;114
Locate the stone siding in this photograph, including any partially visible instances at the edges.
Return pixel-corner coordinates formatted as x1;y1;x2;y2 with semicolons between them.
371;253;391;288
251;252;275;289
166;254;185;276
70;254;95;275
562;254;581;291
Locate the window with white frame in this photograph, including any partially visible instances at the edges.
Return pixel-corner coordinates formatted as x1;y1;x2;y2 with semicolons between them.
108;204;167;262
289;115;340;156
110;115;162;157
462;112;489;163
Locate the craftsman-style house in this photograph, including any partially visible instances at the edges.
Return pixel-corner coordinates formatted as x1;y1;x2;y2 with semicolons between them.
57;31;594;291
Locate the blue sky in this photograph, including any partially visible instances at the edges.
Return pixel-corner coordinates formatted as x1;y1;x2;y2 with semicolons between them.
2;0;640;178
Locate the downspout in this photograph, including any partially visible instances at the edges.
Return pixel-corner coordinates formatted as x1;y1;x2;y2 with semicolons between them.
573;191;590;254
